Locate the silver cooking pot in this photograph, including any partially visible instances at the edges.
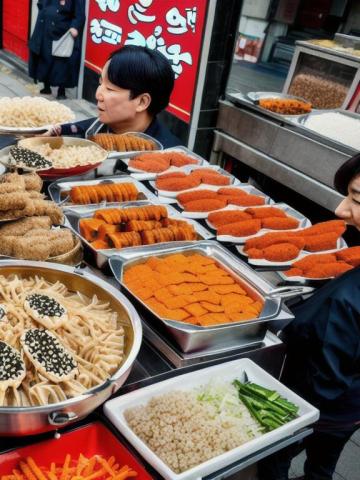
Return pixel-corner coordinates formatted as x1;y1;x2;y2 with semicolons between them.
0;260;142;436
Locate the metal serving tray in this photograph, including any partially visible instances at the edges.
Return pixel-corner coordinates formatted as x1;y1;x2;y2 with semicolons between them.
109;241;312;353
123;145;209;181
102;132;163;160
48;175;159;208
292;109;360;156
64;203;214;269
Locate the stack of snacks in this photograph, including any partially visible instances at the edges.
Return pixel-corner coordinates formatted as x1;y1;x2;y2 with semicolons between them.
129;151;198;173
124;252;262;326
70;182;139;204
79;205;197;250
90;133;156;152
155;168;231;192
258;98;311;115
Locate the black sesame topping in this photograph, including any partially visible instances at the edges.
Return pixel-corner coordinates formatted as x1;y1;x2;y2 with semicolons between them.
23;329;76;376
26;294;65;318
9;146;52;169
0;341;24;381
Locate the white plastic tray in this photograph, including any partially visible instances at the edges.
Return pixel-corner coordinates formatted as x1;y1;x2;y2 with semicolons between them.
237;237;347;266
104;358;319;480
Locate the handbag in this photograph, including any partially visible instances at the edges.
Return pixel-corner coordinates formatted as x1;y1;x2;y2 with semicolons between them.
52;30;75;58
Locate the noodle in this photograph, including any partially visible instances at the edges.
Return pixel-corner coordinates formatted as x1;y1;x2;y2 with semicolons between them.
0;274;125;407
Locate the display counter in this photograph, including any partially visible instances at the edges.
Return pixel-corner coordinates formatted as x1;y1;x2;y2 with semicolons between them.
211;94;352;211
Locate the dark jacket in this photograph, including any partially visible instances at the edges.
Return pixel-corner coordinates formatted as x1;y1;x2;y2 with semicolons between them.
29;0;85;87
60;117;182;149
282;266;360;425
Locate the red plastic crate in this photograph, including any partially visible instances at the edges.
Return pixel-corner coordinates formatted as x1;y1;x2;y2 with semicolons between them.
0;422;153;479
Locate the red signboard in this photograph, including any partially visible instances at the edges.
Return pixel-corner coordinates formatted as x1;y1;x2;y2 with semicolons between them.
85;0;208;123
2;0;30;61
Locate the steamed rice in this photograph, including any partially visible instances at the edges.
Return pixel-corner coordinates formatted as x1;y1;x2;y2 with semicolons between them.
124;384;261;474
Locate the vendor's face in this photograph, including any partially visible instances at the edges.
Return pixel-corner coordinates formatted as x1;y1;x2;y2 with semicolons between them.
95;63;141;125
335;174;360;230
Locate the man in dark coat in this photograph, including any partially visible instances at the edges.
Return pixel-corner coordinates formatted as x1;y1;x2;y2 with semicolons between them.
29;0;86;99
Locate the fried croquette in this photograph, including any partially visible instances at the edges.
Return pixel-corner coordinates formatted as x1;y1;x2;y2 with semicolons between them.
246;248;264;259
208;210;252;227
261;217;300;230
183;198;227;212
292;253;337;270
176;189;219;204
303;233;339;252
23;172;43;192
217;187;249;197
12;238;51;261
0;235;16;256
199;173;230;185
225;195;265;206
284;268;303;277
0;183;22;194
129;154;170;172
0;192;27;211
217;219;262;237
245;207;287;219
305;262;353;278
0;171;26;188
262;243;301;262
32;200;64;224
244;232;304;251
155;176;200;191
336;246;360;267
48;229;74;256
0;215;50;238
300;220;346;237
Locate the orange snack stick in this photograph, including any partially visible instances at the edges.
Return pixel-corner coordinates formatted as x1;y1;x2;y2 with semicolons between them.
300;220;346;237
225;195;265;207
305;262;353;278
284;268;303;277
183;198;227;212
217;187;249;197
262;243;301;262
336;246;360;267
217;219;261;237
19;461;37;480
208;210;252;227
261;217;300;230
244;231;299;251
176;189;219;204
303;233;339;252
245;207;287;219
246;248;264;259
25;458;47;480
292;253;337;270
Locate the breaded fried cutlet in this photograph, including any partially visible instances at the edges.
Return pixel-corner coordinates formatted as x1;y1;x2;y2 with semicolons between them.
0;172;26;188
0;183;23;194
12;238;51;261
0;235;16;256
0;216;51;236
32;200;64;224
26;190;45;199
23;172;43;192
48;230;74;257
0;192;27;211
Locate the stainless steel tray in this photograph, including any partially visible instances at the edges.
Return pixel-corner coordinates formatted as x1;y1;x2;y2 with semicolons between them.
292;109;360;155
247;91;309;104
48;174;159;208
109;241;312;353
124;145;209;181
64;202;214;269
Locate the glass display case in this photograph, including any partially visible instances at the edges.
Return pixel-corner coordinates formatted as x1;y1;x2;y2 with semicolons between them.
283;34;360;110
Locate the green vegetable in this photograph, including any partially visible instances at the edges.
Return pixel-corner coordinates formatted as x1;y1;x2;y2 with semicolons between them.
233;379;299;432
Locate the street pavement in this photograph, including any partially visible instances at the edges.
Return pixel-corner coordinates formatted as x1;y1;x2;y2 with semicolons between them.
0;51;358;480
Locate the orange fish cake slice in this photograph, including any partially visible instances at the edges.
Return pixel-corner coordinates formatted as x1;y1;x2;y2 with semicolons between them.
200;301;224;313
153;286;174;303
193;291;221;304
209;284;246;295
163;295;195;309
199;274;235;285
183;302;209;317
221;293;254;307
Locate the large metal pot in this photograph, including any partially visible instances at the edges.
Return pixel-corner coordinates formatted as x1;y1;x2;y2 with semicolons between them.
0;260;142;436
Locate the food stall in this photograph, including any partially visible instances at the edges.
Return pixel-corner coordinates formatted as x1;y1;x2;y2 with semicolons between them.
0;94;352;480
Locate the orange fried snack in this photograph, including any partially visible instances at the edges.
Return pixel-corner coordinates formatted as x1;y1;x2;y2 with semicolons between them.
125;220;162;232
336;246;360;267
208;210;252;227
183;198;227;212
70;182;138;204
225;194;265;207
91;132;156;152
176;189;219;204
155;175;200;191
79;218;105;242
262;243;301;262
197;172;231;186
292;253;337;270
303;232;339;252
109;231;142;249
94;205;168;223
244;231;304;251
261;217;300;230
300;220;346;237
217;187;249;197
258;98;311;115
217;219;261;237
123;252;261;327
284;267;303;277
90;239;110;250
305;262;353;278
245;207;287;219
247;248;265;259
129;153;170;172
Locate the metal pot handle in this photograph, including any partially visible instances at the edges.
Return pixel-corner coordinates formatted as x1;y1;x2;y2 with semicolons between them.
48;411;78;426
267;285;314;300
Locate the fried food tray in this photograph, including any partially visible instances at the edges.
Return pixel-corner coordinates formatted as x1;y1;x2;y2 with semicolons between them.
48;174;159;208
64;202;214;269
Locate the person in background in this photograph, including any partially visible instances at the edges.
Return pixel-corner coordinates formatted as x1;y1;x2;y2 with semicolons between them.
49;45;181;148
257;153;360;480
29;0;86;100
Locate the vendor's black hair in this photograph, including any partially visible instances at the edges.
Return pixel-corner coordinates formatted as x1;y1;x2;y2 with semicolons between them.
107;45;174;116
334;153;360;195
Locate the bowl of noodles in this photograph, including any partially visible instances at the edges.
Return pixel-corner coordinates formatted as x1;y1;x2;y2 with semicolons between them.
0;260;142;436
17;136;108;179
0;97;75;133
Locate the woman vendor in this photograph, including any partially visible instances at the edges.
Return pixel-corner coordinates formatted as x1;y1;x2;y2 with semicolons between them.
258;153;360;480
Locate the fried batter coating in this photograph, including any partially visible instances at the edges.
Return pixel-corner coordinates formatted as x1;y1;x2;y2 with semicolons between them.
261;217;300;230
0;192;27;211
244;232;303;251
225;195;265;207
217;219;261;237
246;248;264;259
32;200;64;224
177;189;219;204
0;183;22;194
336;246;360;267
245;207;287;219
23;172;43;192
12;238;51;261
156;176;200;191
217;187;249;197
0;235;16;256
284;268;303;277
208;210;252;227
305;262;353;278
292;253;337;269
0;171;26;188
300;220;346;237
303;233;339;252
262;243;300;262
129;153;170;172
183;198;227;212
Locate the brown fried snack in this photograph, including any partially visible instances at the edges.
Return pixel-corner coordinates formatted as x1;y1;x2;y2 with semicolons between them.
23;172;43;192
32;200;64;224
262;243;300;262
0;192;27;211
0;183;23;194
0;235;16;256
0;216;51;237
0;171;26;189
12;238;51;261
245;207;287;219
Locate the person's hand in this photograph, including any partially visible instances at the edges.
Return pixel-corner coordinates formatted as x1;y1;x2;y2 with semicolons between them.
69;28;78;38
39;124;62;136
